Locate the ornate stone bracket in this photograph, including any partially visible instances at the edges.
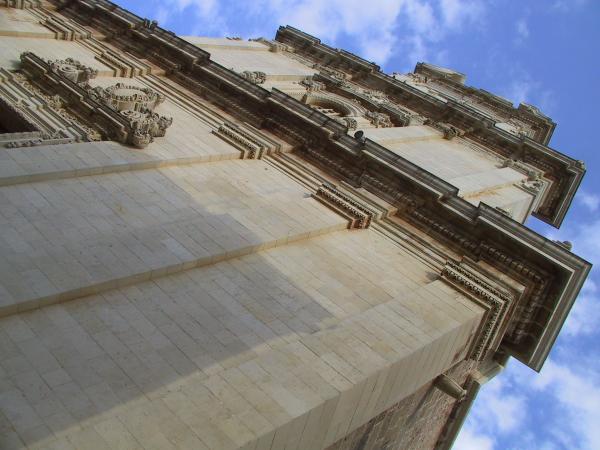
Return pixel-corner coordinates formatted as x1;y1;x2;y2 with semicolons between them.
313;183;373;229
440;261;512;361
434;374;467;401
334;117;357;130
249;37;290;53
213;122;264;159
424;120;466;140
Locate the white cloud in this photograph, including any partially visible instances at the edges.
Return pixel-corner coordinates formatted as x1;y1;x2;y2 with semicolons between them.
454;424;495;450
439;0;485;29
516;18;529;40
475;376;527;433
562;279;599;337
577;191;600;212
142;0;487;68
505;78;535;104
552;0;590;12
531;359;600;450
501;72;555;113
274;0;405;64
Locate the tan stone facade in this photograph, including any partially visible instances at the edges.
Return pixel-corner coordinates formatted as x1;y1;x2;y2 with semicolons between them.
0;2;591;450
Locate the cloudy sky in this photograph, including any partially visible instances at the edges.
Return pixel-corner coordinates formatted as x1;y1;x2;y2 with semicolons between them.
115;0;600;448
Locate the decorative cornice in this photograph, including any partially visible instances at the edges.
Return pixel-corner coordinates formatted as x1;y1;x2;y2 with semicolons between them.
441;261;511;361
214;122;264;159
314;183;374;229
43;0;592;371
274;25;585;228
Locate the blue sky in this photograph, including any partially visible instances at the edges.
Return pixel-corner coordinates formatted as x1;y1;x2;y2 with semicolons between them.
116;1;600;448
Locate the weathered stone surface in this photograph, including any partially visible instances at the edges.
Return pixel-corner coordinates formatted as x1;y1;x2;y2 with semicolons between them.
0;3;590;450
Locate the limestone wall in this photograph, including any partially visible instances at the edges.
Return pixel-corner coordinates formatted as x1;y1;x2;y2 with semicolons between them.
0;5;490;450
364;125;537;222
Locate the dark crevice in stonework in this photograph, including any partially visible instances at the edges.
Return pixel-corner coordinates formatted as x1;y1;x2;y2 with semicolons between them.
326;363;472;450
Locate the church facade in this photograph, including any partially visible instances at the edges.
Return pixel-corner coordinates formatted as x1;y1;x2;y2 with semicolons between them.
0;1;591;449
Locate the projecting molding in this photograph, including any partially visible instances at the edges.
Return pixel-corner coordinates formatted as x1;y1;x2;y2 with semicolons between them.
42;0;592;372
275;25;585;228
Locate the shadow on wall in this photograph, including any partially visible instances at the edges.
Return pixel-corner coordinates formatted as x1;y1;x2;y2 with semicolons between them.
0;159;344;449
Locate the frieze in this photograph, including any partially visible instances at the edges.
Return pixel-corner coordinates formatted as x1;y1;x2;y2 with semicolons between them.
4;0;41;8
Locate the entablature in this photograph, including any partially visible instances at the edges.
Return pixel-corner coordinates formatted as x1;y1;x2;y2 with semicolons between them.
30;0;591;371
274;25;584;228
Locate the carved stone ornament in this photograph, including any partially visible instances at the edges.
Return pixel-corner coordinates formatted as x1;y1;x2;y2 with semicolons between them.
90;83;165;112
314;64;347;81
19;52;173;149
300;77;325;92
83;83;172;148
502;159;544;180
365;111;392;128
239;71;266;84
333;117;357;130
49;58;98;85
362;89;389;104
520;179;544;195
340;117;358;130
249;38;290;53
424;119;464;140
314;183;373;229
119;109;173;148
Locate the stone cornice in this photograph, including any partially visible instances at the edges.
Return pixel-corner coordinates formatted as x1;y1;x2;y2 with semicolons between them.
414;62;556;146
46;0;591;371
274;25;585;228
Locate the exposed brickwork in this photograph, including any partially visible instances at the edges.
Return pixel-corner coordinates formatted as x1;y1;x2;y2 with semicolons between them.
327;362;474;450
